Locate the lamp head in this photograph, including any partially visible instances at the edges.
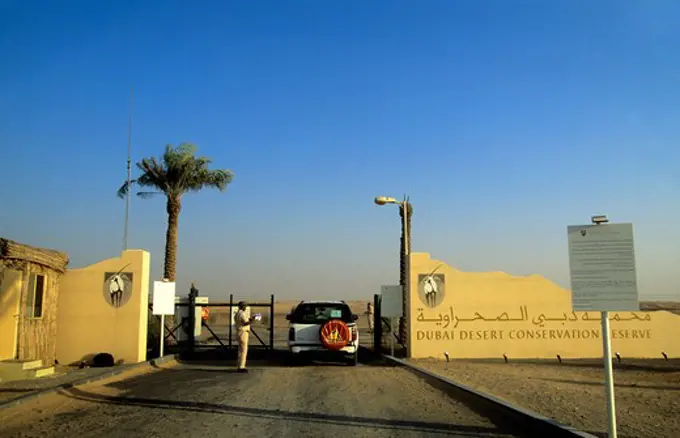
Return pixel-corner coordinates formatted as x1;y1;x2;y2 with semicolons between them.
374;196;398;205
591;215;609;224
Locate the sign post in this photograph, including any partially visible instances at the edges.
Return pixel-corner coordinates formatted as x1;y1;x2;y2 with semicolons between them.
152;280;176;358
567;217;639;438
381;285;403;356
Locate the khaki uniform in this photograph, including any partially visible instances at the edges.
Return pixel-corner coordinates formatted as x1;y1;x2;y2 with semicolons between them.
235;309;250;369
367;303;374;332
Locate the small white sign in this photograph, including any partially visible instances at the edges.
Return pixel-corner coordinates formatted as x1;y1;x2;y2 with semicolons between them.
567;222;639;312
152;281;176;315
381;285;403;317
194;307;203;336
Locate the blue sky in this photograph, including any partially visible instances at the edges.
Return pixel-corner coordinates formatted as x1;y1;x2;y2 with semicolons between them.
1;1;678;301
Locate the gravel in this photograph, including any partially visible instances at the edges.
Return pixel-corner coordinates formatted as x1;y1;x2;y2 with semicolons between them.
411;358;680;438
0;359;519;438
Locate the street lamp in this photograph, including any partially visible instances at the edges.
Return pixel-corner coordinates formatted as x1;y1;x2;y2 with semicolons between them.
374;195;411;357
374;196;409;258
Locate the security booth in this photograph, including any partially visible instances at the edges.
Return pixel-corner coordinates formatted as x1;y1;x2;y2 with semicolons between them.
175;295;209;343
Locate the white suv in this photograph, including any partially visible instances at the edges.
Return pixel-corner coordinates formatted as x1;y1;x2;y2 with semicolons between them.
286;300;359;366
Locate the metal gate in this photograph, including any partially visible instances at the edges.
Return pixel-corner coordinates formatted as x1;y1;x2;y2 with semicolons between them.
150;285;275;357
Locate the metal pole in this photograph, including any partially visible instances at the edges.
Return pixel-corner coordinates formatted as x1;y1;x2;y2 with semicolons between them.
601;310;617;438
374;294;381;357
228;294;233;350
592;218;617;438
123;85;133;251
390;317;395;356
188;290;196;356
159;313;165;357
269;294;275;351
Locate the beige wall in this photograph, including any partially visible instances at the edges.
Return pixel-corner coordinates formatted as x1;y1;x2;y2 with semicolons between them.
0;267;21;360
56;250;150;365
407;252;680;359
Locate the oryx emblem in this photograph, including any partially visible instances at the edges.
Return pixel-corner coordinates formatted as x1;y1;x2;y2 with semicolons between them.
103;266;133;308
418;264;446;308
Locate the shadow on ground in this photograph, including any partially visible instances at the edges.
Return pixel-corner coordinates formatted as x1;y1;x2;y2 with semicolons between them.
0;388;35;394
439;358;680;373
172;346;394;369
534;377;680;391
57;385;512;437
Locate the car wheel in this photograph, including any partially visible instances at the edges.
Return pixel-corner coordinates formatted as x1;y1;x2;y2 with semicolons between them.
347;352;358;366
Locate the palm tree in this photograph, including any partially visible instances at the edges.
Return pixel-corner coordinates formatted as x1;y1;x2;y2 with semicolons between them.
117;143;234;281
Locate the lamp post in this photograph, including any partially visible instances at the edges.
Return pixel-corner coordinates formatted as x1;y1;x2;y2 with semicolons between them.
374;195;411;356
159;277;170;358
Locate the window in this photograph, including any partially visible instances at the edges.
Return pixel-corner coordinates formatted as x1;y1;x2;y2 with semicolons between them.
26;273;45;318
290;303;353;324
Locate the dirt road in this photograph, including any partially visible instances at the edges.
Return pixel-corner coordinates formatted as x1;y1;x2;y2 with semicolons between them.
0;360;518;438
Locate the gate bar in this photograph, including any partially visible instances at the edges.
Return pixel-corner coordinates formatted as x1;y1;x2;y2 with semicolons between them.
175;302;271;307
228;294;233;350
374;293;382;356
201;320;230;355
269;294;275;351
249;328;268;349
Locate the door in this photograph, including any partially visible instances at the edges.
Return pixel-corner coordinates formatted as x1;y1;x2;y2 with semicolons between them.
0;268;22;360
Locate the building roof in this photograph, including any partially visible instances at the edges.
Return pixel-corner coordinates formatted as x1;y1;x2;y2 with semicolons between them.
0;238;69;273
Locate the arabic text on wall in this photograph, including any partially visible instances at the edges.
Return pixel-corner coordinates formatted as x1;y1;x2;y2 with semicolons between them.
414;306;652;329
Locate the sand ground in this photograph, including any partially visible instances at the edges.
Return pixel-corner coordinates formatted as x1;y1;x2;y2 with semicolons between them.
412;358;680;438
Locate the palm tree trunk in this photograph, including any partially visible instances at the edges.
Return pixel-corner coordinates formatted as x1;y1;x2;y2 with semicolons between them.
163;196;182;281
399;202;412;351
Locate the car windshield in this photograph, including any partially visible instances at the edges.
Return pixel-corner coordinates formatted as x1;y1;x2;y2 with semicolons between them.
291;303;353;324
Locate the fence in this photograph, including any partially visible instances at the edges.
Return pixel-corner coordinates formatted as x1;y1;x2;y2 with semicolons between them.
148;286;275;358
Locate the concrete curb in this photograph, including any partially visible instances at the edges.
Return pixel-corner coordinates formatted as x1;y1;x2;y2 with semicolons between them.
0;354;178;412
384;355;597;438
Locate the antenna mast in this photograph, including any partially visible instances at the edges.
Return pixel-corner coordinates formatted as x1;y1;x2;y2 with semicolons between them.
123;85;133;251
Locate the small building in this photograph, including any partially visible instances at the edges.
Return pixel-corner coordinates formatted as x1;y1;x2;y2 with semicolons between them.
0;238;69;367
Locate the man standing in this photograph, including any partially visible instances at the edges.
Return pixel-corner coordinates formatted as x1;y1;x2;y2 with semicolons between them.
235;301;256;373
366;302;374;333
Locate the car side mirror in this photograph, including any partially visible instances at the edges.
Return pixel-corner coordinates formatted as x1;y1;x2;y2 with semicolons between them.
285;314;291;321
352;314;359;321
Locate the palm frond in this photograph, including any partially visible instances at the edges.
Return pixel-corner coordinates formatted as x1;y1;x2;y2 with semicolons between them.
136;157;168;192
137;191;162;199
187;168;235;192
117;179;137;199
119;142;234;200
